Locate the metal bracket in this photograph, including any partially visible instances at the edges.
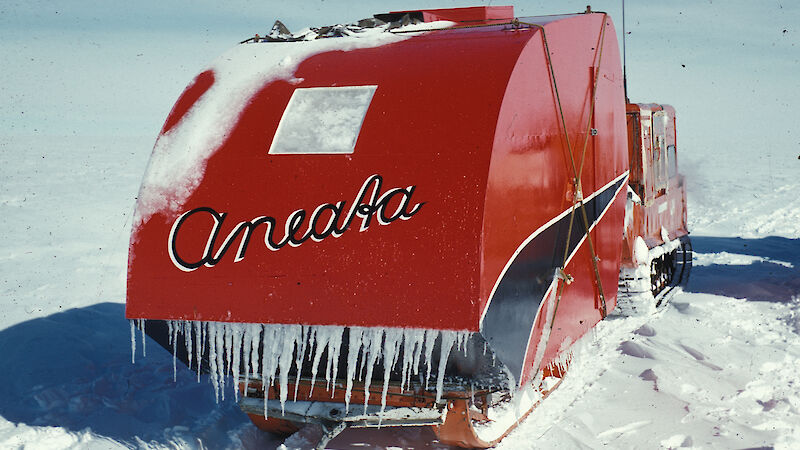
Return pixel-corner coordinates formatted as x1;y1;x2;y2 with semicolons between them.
239;397;445;429
316;421;347;450
556;268;574;285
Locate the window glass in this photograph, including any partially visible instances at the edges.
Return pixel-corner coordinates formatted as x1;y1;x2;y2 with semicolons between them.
667;145;677;178
269;85;377;154
652;111;668;192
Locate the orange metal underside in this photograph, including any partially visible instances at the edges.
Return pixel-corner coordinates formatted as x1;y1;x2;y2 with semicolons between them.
240;363;568;448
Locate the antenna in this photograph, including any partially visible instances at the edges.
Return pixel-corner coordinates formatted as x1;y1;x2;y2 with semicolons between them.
622;0;628;103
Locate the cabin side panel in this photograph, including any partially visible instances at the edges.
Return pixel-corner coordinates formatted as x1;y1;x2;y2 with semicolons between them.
480;14;628;385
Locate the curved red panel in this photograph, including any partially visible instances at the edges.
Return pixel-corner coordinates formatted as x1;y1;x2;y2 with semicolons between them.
127;26;532;330
161;70;215;135
478;14;628;384
127;13;631;388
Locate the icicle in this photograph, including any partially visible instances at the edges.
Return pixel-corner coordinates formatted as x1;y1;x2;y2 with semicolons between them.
138;319;146;357
169;320;178;382
247;324;262;394
326;327;344;395
399;329;412;391
279;325;303;413
435;331;458;403
128;319;479;422
225;323;232;393
195;321;203;381
130;320;136;364
224;323;234;392
411;330;424;376
459;331;469;357
357;330;368;381
292;326;309;401
183;321;193;374
309;326;330;396
231;323;244;401
208;323;221;402
401;329;425;391
183;321;193;380
247;324;262;397
422;329;438;389
244;323;263;396
307;327;318;363
242;324;252;396
215;322;227;401
345;327;364;412
250;323;261;378
380;329;403;419
362;328;384;414
261;325;282;418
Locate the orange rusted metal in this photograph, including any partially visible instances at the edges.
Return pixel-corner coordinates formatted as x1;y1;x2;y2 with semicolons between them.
240;359;568;448
242;378;444;409
434;376;565;447
246;414;300;435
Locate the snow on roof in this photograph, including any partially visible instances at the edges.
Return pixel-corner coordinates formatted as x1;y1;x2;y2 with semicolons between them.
133;27;415;230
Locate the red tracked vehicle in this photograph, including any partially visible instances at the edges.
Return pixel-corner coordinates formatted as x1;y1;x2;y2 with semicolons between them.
126;6;690;447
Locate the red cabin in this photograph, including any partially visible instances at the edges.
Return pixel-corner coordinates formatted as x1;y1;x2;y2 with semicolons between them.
125;6;686;447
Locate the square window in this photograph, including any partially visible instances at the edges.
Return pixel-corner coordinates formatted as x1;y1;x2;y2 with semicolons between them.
268;85;377;155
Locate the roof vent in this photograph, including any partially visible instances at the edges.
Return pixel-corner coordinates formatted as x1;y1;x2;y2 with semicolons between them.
375;6;514;24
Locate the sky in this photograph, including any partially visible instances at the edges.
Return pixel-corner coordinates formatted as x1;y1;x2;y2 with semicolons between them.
0;0;798;230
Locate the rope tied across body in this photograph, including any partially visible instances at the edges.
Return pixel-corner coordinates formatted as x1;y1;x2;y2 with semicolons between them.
516;15;610;326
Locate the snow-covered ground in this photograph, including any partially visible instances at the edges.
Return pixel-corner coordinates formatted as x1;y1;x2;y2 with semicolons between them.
2;1;799;448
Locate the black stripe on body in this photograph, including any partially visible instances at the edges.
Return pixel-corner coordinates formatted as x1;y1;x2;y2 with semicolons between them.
480;175;627;383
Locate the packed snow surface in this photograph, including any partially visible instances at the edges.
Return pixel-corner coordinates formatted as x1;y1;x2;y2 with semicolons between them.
2;0;800;448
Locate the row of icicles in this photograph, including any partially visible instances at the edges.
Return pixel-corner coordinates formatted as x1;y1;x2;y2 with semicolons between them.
130;319;471;417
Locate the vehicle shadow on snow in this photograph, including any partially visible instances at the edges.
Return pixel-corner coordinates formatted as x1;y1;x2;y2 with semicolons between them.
686;236;800;303
0;302;270;446
0;303;443;449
